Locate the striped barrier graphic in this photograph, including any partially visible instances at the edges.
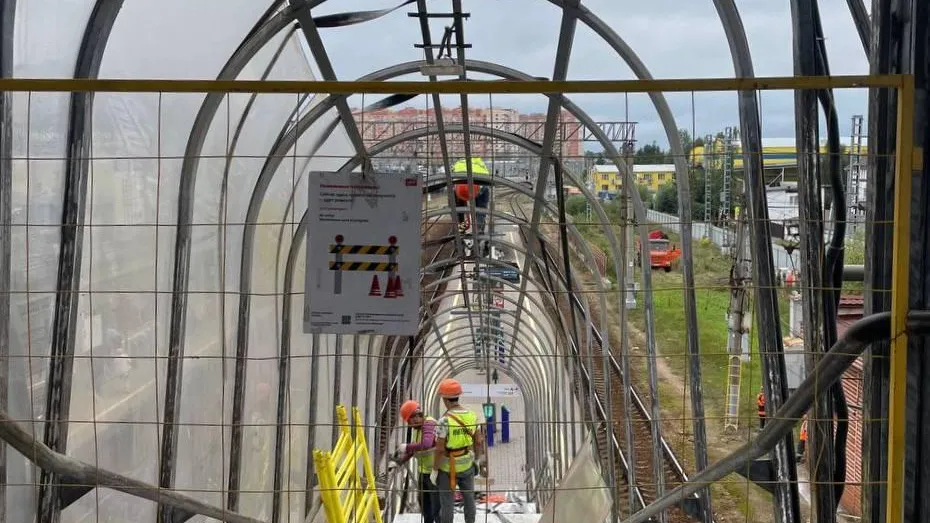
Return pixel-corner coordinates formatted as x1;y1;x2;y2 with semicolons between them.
329;235;402;297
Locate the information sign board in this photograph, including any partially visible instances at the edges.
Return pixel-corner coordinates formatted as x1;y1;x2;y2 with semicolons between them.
304;171;421;335
460;383;522;398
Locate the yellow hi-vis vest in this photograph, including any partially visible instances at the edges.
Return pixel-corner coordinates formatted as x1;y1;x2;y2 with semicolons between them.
413;416;436;473
438;408;478;473
452;158;490;177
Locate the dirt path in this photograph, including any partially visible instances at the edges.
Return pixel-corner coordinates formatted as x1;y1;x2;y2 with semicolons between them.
624;323;774;523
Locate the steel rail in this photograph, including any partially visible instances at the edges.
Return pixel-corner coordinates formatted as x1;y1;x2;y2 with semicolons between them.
516;204;698;507
0;75;907;93
514;209;648;513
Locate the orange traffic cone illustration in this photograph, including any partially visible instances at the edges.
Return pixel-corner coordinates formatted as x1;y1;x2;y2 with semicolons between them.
369;275;382;296
393;275;404;297
384;273;397;299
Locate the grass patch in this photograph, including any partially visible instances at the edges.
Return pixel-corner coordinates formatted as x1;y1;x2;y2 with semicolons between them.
559;209;803;521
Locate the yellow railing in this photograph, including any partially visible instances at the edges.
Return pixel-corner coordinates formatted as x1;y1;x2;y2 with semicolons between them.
313;405;383;523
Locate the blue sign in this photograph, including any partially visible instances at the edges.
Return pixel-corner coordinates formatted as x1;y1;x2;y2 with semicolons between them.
479;265;520;284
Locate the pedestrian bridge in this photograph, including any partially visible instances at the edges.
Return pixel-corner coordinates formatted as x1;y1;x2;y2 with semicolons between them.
2;2;918;523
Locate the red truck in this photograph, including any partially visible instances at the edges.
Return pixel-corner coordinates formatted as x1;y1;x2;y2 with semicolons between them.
637;232;681;272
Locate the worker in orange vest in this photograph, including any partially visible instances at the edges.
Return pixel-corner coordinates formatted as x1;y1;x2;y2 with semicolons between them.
756;387;766;429
797;418;808;464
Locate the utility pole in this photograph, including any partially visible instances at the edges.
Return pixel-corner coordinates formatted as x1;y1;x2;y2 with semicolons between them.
723;204;751;432
622;140;636;308
703;134;714;229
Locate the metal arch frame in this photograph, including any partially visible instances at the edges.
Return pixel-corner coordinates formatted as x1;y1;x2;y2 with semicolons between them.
37;1;125;522
711;1;801;521
364;122;651;491
160;4;704;503
243;104;620;441
158;2;328;503
0;0;14;520
348;121;650;496
267;165;595;494
277;209;563;496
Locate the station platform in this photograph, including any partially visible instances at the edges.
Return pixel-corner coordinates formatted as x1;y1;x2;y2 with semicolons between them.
455;367;527;495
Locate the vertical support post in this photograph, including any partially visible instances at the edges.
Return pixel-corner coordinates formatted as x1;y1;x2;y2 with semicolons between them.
501;406;511;443
334;234;344;295
885;75;915;523
487;412;495;448
387;235;397;292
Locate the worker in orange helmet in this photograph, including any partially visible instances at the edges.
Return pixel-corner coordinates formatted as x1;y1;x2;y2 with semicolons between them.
797;417;808;464
756;386;766;429
392;400;439;523
431;378;485;523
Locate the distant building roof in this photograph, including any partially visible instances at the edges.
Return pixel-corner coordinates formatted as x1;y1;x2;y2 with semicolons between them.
633;164;676;173
591;164;679;174
731;137;870;149
766;187;800;222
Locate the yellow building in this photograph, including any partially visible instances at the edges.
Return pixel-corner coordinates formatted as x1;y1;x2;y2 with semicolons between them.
590;164;676;197
691;137;867;171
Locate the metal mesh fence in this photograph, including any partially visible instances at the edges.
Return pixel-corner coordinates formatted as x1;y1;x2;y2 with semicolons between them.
0;7;918;523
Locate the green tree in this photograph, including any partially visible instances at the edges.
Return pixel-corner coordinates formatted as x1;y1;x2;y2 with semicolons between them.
635;142;668;164
565;194;587;217
637;184;654;210
654;182;679;215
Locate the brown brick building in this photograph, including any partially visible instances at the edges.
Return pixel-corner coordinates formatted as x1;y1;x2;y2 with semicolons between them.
351;106;584;160
836;295;865;517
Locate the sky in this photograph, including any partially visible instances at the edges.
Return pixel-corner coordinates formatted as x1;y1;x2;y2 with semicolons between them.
312;0;872;149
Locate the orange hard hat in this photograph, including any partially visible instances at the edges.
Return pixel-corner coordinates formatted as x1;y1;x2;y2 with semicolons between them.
399;400;421;422
454;183;478;201
438;378;463;399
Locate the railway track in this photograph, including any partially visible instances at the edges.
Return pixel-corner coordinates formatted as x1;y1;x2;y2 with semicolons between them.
507;195;701;522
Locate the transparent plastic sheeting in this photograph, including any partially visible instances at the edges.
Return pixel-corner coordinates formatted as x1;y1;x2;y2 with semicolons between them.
7;2;366;523
537;436;611;523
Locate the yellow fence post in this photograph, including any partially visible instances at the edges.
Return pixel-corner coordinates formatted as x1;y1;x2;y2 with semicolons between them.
313;405;382;523
885;74;915;523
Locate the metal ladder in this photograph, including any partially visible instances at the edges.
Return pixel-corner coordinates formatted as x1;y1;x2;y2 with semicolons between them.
721;126;736;248
847;114;865;230
723;355;742;432
703;134;714;224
